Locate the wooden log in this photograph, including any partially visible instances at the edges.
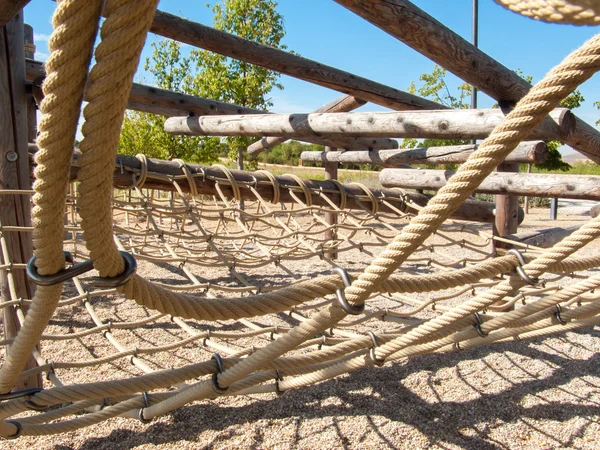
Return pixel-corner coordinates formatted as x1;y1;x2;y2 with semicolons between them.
0;12;40;390
324;147;338;260
148;10;440;112
507;225;582;249
0;0;30;28
494;162;520;249
65;151;498;223
334;0;600;164
380;169;600;201
24;24;36;144
247;96;399;155
300;141;548;166
165;108;574;141
26;60;393;151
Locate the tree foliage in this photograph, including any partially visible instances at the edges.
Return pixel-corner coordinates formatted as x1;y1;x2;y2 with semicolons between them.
119;0;287;165
402;65;585;172
187;0;287;165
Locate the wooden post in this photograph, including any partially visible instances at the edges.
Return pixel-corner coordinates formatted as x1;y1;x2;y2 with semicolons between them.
324;147;338;260
524;164;531;214
494;162;520;251
0;12;40;389
23;24;36;144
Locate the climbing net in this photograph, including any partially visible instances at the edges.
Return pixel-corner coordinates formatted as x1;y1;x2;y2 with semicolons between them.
0;0;599;439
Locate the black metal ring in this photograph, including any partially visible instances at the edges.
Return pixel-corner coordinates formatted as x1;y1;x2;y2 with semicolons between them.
92;252;137;288
4;420;22;439
27;251;136;288
26;251;87;286
555;304;567;325
138;392;152;423
473;313;488;337
0;387;43;402
332;267;365;315
211;354;229;394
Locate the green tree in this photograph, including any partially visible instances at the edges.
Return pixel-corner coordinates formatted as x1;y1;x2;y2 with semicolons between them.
119;39;221;163
400;65;472;169
403;65;584;172
594;101;600;125
186;0;287;168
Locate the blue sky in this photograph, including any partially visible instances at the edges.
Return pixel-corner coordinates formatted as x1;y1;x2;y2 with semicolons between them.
24;0;599;155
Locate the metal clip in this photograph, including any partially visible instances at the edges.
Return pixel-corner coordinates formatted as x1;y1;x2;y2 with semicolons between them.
27;251;136;288
0;387;43;402
473;312;488;337
555;304;567;325
138;392;152;423
211;354;229;394
506;249;539;286
367;331;385;367
332;267;364;315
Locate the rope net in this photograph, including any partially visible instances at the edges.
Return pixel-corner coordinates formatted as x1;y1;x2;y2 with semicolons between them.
1;176;600;436
0;0;599;439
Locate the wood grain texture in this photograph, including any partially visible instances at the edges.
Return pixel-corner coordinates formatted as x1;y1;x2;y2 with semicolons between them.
148;9;440;112
65;151;497;223
246;95;392;154
0;13;39;390
0;0;30;28
301;141;547;166
494;162;520;245
165;109;573;141
380;168;600;201
26;60;393;151
334;0;600;162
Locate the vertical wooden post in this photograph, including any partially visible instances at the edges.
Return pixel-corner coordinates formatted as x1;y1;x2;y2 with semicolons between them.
0;12;41;389
494;162;520;251
24;23;36;144
324;146;338;260
524;163;531;214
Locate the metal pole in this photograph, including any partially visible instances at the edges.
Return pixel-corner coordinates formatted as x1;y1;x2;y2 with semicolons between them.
471;0;478;111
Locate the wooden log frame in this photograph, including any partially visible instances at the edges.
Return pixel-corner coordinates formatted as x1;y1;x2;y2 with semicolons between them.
0;0;30;28
63;152;504;224
165;108;574;141
25;60;395;152
380;169;600;201
0;12;40;389
300;141;548;166
334;0;600;164
147;10;441;112
246;96;396;155
507;225;582;249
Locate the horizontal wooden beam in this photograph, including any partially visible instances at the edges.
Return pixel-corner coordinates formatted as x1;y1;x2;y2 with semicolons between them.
26;60;391;151
380;169;600;200
61;152;498;223
334;0;600;163
246;95;399;154
148;10;441;112
165;108;574;141
508;225;582;249
301;141;548;166
0;1;30;28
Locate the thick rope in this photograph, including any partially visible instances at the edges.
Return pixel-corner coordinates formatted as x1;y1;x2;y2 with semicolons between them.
496;0;600;25
0;0;102;395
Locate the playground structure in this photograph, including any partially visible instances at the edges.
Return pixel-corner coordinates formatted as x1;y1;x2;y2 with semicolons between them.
0;0;600;440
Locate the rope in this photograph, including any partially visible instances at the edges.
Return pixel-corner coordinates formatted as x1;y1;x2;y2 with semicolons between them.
0;0;103;395
496;0;600;25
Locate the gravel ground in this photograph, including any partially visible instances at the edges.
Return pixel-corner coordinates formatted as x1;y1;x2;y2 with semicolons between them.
3;204;600;450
